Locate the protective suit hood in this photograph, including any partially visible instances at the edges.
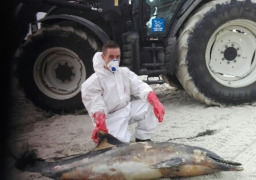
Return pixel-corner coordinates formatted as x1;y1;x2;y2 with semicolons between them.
93;52;108;74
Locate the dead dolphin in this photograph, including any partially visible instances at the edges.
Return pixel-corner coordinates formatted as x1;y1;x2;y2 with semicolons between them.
15;132;243;179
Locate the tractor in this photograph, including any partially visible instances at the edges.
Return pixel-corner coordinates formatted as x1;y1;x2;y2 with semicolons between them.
14;0;256;113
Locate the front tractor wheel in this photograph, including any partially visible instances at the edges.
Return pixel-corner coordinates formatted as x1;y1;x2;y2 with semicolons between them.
176;0;256;105
18;25;99;113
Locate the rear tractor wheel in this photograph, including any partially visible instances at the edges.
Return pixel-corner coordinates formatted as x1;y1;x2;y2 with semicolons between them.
18;25;99;113
176;0;256;105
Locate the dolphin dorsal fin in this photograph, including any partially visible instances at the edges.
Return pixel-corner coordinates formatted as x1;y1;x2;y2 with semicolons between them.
94;131;126;151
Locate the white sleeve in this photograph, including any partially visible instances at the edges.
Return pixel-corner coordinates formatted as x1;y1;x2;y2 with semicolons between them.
81;75;107;117
129;70;152;101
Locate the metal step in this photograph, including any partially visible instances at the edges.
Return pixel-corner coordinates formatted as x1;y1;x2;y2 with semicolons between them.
139;69;166;76
143;76;165;85
142;46;163;51
142;63;165;67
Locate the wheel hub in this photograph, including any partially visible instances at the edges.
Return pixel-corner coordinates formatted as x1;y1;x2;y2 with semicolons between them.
224;47;237;61
55;63;74;82
206;20;256;88
34;47;86;100
209;29;254;78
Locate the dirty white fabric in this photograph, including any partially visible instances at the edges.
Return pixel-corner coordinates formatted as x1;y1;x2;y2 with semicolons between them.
106;99;158;142
81;52;157;142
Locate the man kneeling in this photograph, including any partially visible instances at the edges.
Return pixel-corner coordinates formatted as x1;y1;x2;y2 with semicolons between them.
81;41;165;143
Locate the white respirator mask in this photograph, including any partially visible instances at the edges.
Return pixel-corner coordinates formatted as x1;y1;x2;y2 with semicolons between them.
107;59;119;72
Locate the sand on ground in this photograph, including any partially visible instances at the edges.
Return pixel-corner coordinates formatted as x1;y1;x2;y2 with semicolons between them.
5;69;256;180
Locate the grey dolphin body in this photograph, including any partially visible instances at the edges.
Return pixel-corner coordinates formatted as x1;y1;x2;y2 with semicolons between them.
15;132;243;179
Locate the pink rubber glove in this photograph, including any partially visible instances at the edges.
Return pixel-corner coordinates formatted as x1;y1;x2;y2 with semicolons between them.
147;91;165;122
91;112;108;143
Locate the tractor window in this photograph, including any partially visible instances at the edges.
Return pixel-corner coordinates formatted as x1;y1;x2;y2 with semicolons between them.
145;0;182;36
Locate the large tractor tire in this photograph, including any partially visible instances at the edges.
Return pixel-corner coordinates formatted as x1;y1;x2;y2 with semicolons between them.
176;0;256;106
162;37;183;89
18;25;99;113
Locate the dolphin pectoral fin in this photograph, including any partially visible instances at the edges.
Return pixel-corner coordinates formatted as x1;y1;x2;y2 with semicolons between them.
150;158;184;169
94;131;127;151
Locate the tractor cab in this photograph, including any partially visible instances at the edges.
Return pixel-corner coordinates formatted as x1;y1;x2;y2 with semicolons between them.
120;0;183;81
132;0;182;39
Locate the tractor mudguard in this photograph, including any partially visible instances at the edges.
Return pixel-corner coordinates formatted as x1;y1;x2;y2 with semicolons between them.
39;14;110;43
168;0;203;37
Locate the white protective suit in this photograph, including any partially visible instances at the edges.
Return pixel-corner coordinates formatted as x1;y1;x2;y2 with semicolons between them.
81;52;158;142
